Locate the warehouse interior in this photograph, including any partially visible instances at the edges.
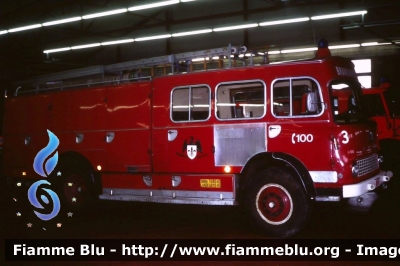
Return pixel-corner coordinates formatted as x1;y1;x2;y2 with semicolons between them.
1;0;400;246
0;0;399;85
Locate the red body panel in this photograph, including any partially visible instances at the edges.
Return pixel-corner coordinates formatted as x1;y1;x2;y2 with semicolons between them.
3;54;382;200
362;86;400;141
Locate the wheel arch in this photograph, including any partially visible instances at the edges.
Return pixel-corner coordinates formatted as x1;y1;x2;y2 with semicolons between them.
57;151;102;196
240;152;316;201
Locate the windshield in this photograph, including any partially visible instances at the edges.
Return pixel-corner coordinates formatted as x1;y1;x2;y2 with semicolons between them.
330;80;368;124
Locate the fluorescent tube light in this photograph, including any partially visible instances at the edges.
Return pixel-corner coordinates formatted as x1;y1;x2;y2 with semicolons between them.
82;8;128;19
259;17;309;26
281;47;317;53
361;42;390;46
43;47;71;53
135;34;171;41
213;23;258;32
268;51;281;54
172;29;212;37
0;30;7;35
71;43;101;50
128;0;179;11
329;44;360;49
42;17;82;26
311;10;367;20
101;39;134;45
192;58;206;62
8;24;42;33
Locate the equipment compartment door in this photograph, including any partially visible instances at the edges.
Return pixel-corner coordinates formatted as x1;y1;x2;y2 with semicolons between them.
105;82;152;173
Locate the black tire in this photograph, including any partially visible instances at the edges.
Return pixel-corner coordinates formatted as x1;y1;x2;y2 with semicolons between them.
48;162;96;213
245;167;311;238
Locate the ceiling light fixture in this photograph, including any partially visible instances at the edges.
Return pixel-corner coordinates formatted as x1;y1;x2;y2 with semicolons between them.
128;0;179;11
71;43;101;50
135;34;171;41
101;39;134;45
8;24;42;33
329;44;360;49
259;17;309;26
361;42;391;46
281;47;317;53
311;10;367;20
192;58;205;62
213;23;258;32
42;17;82;26
0;30;7;35
43;47;71;53
172;29;212;37
82;8;128;19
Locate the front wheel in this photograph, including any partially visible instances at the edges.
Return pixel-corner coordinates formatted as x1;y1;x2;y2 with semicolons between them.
245;167;311;238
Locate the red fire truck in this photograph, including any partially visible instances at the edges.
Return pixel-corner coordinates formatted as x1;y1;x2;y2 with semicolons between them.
362;82;400;176
3;40;393;238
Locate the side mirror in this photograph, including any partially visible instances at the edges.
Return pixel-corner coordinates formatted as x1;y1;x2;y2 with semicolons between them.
306;92;318;112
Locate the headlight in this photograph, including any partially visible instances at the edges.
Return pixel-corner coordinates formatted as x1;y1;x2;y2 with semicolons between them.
351;162;359;177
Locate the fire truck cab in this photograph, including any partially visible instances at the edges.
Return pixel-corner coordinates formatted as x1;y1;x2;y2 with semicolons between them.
3;40;393;238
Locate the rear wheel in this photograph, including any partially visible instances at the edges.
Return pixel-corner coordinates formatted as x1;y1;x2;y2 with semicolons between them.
49;162;95;213
245;167;311;238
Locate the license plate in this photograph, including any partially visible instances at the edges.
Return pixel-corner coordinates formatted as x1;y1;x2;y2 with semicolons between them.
200;179;221;188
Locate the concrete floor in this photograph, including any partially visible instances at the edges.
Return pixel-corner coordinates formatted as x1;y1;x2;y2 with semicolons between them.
1;153;399;265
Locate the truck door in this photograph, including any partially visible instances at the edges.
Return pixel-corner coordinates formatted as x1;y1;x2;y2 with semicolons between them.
152;81;215;173
269;77;332;176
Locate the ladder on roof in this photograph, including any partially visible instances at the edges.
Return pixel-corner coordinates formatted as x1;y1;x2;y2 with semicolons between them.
9;44;269;96
24;44;256;86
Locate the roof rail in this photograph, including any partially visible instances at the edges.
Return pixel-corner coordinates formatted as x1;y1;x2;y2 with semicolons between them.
20;44;256;87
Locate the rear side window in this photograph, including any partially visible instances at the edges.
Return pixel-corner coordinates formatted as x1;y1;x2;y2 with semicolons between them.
171;85;210;122
216;80;266;120
272;78;323;117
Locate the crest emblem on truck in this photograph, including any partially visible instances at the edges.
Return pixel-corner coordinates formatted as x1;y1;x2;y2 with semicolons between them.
187;145;197;159
177;136;203;160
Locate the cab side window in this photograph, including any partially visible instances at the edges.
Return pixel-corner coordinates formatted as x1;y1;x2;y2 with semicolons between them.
272;78;322;117
171;85;210;122
216;80;265;120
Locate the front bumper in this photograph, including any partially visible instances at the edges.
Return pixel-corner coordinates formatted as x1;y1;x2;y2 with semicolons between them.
342;170;393;198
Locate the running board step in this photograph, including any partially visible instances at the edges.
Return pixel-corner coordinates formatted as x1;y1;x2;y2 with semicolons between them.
98;188;236;206
99;193;236;206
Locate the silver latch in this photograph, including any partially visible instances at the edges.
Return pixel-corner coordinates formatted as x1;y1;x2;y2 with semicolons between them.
143;175;152;186
106;132;115;143
172;176;181;187
25;136;31;145
76;133;84;144
168;130;178;141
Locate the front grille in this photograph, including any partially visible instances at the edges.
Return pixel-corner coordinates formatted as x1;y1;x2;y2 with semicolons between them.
355;154;379;177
